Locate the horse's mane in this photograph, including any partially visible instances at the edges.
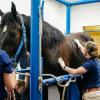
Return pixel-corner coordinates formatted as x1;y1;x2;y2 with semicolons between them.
42;21;65;49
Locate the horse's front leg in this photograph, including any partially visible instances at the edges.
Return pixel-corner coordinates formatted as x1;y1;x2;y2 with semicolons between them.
43;85;48;100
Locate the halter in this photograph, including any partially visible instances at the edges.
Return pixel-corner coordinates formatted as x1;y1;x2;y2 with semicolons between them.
12;15;27;66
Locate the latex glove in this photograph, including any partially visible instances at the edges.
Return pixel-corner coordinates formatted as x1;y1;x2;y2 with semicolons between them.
58;57;65;69
74;39;82;47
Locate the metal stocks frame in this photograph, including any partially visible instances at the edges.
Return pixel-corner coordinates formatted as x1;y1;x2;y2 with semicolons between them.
30;0;100;100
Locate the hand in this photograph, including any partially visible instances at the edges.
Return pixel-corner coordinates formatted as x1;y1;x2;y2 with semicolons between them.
74;39;82;47
58;57;65;69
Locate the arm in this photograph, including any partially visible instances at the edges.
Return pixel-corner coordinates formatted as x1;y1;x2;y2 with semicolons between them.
74;39;85;55
58;57;87;75
4;71;17;92
63;66;87;75
1;50;17;92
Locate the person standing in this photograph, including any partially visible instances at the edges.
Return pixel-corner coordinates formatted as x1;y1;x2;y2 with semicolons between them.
0;49;16;100
58;39;100;100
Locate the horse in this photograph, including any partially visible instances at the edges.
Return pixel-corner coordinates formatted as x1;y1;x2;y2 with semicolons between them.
0;2;94;100
0;2;30;100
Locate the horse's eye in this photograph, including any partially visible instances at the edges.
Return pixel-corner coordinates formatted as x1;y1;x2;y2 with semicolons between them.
3;25;7;32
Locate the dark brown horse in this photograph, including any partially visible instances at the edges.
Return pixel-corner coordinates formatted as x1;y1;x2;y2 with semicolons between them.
42;22;93;100
0;2;30;100
0;2;93;100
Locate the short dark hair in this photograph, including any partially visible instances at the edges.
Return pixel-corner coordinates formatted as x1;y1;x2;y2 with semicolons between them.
85;41;98;58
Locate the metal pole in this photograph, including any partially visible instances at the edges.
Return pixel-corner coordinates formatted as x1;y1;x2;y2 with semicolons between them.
42;74;80;86
70;0;100;6
66;5;70;35
56;0;70;6
30;0;40;99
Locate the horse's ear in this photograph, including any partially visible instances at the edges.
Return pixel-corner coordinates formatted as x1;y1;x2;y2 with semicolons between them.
0;10;4;17
11;2;17;20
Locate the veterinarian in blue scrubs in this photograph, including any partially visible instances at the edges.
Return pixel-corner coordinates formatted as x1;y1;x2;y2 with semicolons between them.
0;49;16;100
58;40;100;100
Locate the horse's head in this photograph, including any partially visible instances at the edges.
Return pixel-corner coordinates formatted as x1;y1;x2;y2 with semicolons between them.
0;2;30;56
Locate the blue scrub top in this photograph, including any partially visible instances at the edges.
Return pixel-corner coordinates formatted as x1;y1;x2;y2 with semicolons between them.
0;49;13;99
82;58;100;90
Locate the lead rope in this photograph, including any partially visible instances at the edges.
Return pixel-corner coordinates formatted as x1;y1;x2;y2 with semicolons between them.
42;74;76;100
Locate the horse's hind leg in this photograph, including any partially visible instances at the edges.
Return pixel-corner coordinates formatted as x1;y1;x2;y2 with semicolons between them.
57;85;68;100
43;85;48;100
